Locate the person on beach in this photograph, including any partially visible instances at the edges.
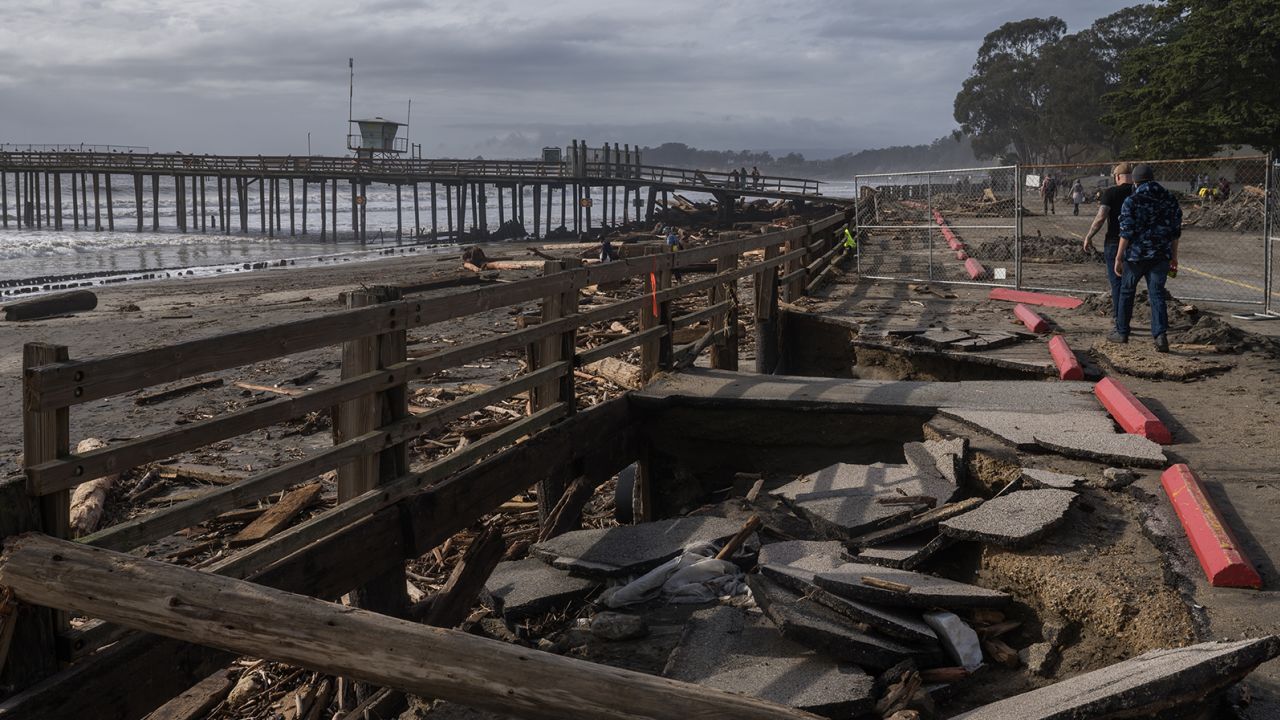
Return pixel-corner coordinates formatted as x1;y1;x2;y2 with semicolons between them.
1040;174;1057;214
599;238;618;262
729;169;740;189
1111;163;1181;353
740;167;749;189
751;166;761;189
1070;179;1085;215
1083;162;1134;334
665;226;683;251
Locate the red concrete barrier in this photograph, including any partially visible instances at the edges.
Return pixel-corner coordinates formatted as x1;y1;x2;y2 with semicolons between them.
1013;303;1048;333
1160;464;1262;589
1093;376;1173;444
963;258;986;280
1048;335;1084;380
989;288;1084;309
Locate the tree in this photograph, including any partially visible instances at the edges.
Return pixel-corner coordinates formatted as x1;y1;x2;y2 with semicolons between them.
953;17;1067;163
1105;0;1280;156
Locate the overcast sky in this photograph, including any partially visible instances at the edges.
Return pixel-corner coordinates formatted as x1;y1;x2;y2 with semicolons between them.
0;0;1133;158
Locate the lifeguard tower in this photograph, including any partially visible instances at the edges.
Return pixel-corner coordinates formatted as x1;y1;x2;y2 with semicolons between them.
347;117;407;159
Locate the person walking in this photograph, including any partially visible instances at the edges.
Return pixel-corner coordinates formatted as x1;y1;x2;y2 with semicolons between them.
1083;163;1134;332
1111;164;1181;352
1070;179;1085;215
1040;174;1057;214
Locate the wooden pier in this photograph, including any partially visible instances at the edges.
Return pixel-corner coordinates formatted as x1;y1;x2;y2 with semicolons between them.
0;142;824;241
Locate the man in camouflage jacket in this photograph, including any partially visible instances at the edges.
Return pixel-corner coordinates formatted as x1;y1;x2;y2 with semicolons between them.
1111;163;1181;352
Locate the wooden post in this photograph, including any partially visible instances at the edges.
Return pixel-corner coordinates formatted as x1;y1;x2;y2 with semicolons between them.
92;173;102;231
445;183;454;239
532;260;579;524
22;342;70;616
639;247;673;382
53;174;63;230
330;178;337;240
782;227;807;302
0;534;826;720
104;174;114;231
478;183;486;237
546;182;554;235
193;176;200;230
300;179;307;235
754;244;782;374
238;177;249;233
1;171;7;228
646;186;657;223
152;175;161;231
335;288;410;631
288;178;295;235
257;177;266;234
710;252;739;370
532;184;541;239
318;179;325;239
199;176;207;232
429;181;438;239
360;181;368;242
497;185;506;226
70;173;79;231
350;180;359;241
396;183;403;241
412;182;420;238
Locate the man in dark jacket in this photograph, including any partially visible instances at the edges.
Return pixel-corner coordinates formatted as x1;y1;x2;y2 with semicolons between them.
1111;164;1181;352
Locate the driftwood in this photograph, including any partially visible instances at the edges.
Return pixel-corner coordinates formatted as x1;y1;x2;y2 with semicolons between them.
580;357;642;389
537;477;598;542
714;515;762;560
69;438;119;537
0;534;823;720
142;667;236;720
3;290;97;321
135;378;224;406
229;484;324;548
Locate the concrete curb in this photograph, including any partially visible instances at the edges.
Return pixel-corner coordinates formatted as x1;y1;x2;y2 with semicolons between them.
1160;464;1262;589
964;258;987;280
1013;304;1048;333
1093;377;1172;444
989;288;1084;309
1048;336;1084;380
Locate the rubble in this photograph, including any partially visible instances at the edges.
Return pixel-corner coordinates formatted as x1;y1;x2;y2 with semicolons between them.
815;563;1011;609
855;533;955;571
529;516;745;577
747;574;944;670
922;611;983;671
1019;468;1085;490
939;408;1116;450
590;612;648;641
662;607;875;718
758;563;940;644
481;559;599;622
938;489;1077;548
1033;431;1167;468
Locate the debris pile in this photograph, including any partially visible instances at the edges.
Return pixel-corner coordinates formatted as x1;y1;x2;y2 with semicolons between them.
976;235;1094;264
1182;187;1265;232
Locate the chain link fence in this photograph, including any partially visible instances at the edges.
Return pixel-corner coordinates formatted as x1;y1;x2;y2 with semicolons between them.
854;156;1277;310
854;166;1021;287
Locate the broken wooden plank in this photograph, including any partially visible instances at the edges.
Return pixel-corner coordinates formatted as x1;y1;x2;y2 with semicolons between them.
135;378;224;406
142;667;236;720
157;464;247;486
423;523;506;628
229;484;323;548
0;534;825;720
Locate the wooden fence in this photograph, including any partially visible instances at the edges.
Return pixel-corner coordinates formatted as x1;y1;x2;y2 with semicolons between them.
2;210;852;717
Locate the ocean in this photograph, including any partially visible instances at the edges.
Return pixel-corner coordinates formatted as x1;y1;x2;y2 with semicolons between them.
0;176;858;296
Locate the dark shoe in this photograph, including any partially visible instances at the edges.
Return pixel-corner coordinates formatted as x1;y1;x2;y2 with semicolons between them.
1106;331;1128;344
1154;334;1169;353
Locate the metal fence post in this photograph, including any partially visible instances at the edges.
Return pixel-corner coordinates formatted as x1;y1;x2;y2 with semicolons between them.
1014;164;1023;289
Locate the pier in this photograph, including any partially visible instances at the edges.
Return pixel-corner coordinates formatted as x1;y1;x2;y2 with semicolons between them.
0;142;824;242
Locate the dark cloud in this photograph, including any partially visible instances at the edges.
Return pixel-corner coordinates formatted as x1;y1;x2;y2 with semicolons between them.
0;0;1133;157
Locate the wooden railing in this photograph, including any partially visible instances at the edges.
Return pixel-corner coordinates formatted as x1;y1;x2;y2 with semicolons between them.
7;210;853;708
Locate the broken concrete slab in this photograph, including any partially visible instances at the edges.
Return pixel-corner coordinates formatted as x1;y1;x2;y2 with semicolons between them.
815;563;1011;609
939;489;1077;549
758;540;847;575
1033;432;1167;468
631;370;1101;416
529;516;744;577
950;637;1280;720
772;462;960;541
1020;468;1085;490
856;532;955;571
482;559;599;621
747;574;943;670
759;564;939;645
939;409;1117;450
663;606;875;718
904;437;967;485
848;498;983;549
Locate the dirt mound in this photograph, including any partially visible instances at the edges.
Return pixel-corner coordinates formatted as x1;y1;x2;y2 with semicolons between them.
977;236;1094;264
1182;188;1265;233
1091;338;1234;380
